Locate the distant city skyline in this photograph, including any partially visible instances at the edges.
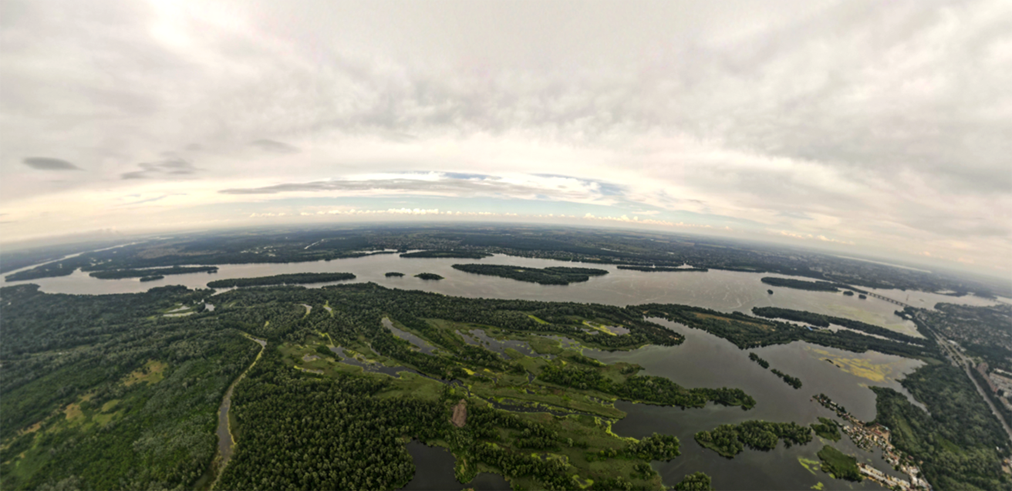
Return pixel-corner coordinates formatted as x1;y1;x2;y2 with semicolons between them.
2;0;1009;277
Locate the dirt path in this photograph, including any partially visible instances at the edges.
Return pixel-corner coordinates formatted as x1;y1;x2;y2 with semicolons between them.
210;334;266;490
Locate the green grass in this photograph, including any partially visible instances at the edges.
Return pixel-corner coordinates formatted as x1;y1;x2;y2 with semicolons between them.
817;445;861;482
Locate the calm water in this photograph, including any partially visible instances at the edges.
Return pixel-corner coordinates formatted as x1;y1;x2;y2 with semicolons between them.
401;441;510;491
4;253;983;490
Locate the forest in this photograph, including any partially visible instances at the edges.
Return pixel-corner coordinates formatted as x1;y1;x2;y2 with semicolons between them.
2;281;742;490
871;362;1009;491
770;369;802;389
414;273;444;280
206;272;356;288
809;417;841;441
452;264;610;285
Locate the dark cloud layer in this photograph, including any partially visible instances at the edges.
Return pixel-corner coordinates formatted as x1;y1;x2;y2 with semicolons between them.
22;157;81;171
121;159;199;180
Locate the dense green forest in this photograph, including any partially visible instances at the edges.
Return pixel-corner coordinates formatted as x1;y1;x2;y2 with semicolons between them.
0;284;260;490
206;272;356;288
872;363;1009;491
2;282;747;490
452;264;609;285
673;472;714;491
760;277;841;292
385;272;405;277
751;307;927;345
89;266;219;279
693;420;813;458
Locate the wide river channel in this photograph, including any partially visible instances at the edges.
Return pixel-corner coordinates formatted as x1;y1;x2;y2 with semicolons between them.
2;253;1002;490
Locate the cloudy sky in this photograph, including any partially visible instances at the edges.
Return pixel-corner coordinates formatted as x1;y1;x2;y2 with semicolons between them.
1;0;1010;276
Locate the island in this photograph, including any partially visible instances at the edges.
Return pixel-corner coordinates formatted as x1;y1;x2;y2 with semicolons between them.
139;274;164;282
817;445;861;481
400;250;491;259
760;277;840;292
89;266;218;279
694;420;813;458
414;272;444;280
206;272;356;288
751;307;927;345
385;272;405;277
616;266;708;272
451;264;608;285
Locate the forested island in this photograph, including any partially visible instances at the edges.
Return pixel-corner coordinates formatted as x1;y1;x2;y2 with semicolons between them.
771;368;802;389
139;274;163;282
616;266;709;272
451;264;609;285
89;266;219;279
752;307;927;345
760;277;841;292
400;250;491;259
693;420;813;458
385;272;405;277
817;445;861;481
640;303;929;359
206;273;356;288
746;352;801;388
414;273;444;280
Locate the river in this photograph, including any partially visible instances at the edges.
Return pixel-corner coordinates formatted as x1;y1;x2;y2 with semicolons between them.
2;253;994;490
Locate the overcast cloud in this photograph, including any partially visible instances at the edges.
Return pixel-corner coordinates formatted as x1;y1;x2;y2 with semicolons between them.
1;0;1009;276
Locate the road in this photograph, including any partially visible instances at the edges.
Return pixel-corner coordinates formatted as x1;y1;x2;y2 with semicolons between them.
936;335;1012;445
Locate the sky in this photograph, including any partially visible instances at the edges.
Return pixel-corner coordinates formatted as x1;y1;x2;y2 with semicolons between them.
1;0;1010;277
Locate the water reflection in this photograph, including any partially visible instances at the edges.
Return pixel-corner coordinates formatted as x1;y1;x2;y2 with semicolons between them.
401;441;510;491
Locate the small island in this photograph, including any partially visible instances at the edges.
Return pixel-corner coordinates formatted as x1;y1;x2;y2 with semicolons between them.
414;273;444;280
760;277;840;292
768;289;774;295
817;445;862;481
748;352;802;388
400;250;491;259
810;417;841;441
385;272;405;277
843;290;855;296
451;264;608;285
207;272;356;288
139;275;164;282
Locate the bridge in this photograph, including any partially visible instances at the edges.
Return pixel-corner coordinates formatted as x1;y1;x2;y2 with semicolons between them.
861;291;912;309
